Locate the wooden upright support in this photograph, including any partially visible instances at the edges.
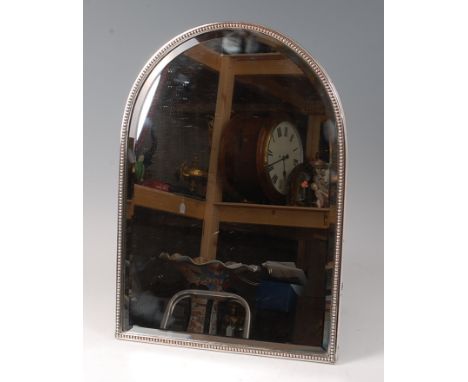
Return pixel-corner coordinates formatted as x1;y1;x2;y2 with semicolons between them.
199;56;235;261
306;115;324;161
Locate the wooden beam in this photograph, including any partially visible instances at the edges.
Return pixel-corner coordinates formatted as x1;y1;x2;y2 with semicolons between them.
172;101;322;114
184;44;221;72
216;202;330;229
228;52;286;61
183;49;300;75
233;57;303;76
306;115;325;161
236;76;306;111
132;185;205;220
235;76;324;114
199;56;235;260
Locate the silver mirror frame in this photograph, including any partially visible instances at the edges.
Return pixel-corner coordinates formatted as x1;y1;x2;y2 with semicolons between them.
115;22;346;364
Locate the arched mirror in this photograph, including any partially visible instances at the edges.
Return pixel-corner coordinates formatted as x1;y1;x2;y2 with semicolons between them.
116;23;346;363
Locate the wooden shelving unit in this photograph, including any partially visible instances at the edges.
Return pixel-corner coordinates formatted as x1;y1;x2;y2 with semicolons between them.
131;184;332;229
128;43;330;262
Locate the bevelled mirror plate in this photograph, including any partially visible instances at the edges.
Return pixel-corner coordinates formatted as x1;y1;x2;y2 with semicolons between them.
116;22;346;363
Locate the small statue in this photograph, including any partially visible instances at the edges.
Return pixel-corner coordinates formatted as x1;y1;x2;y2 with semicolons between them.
223;302;244;338
310;168;329;208
134;154;145;183
178;156;207;195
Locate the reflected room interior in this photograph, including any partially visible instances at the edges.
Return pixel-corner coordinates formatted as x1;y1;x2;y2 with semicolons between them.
122;30;339;353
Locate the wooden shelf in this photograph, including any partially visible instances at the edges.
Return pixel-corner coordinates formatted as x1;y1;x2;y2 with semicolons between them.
132;184;205;220
130;185;332;230
216;202;331;229
184;46;304;76
232;56;302;76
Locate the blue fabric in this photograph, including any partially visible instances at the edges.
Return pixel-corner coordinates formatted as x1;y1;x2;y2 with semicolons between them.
255;281;302;312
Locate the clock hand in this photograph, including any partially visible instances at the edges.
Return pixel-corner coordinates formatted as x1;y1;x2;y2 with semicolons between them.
282;157;287;179
266;154;289;167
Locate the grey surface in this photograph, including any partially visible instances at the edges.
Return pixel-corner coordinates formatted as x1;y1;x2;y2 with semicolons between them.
84;0;383;380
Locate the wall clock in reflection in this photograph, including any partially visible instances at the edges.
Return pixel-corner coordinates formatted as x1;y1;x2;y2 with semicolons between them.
220;115;304;203
116;22;346;364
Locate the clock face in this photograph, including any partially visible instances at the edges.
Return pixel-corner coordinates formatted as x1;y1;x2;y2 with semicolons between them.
264;121;304;195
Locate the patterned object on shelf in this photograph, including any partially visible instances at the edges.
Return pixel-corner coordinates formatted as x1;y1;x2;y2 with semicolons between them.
159;252;260;335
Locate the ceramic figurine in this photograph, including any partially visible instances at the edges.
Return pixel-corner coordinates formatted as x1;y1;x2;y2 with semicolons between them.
134;154;145;183
310;162;330;208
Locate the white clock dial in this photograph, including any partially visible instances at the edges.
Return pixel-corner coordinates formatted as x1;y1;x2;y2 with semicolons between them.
265;121;303;195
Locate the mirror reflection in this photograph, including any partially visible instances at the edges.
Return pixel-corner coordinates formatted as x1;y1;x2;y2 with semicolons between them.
123;29;339;352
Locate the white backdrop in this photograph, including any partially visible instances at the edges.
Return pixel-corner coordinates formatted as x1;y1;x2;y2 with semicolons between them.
84;1;383;381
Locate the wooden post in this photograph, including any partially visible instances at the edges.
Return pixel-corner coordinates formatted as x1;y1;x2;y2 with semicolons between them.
293;238;327;346
306;115;323;161
199;56;235;261
298;114;325;263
